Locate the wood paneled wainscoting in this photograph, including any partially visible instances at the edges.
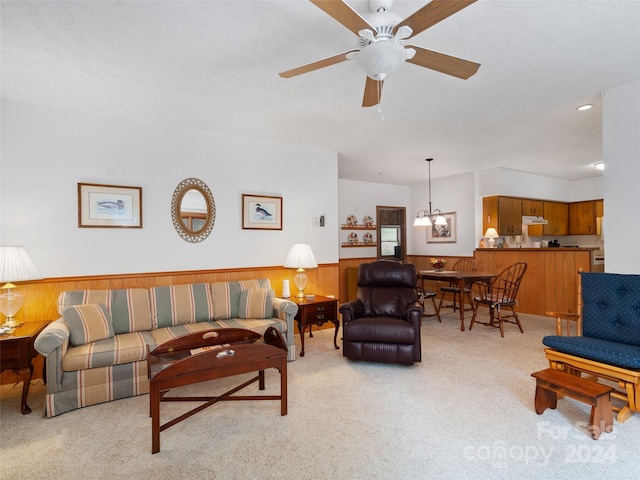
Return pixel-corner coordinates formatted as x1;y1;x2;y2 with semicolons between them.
1;264;339;384
339;256;472;304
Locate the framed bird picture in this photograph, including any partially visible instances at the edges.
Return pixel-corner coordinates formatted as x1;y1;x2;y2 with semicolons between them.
78;182;142;228
242;194;282;230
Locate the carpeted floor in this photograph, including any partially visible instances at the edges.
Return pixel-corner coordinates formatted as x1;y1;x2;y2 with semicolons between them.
1;311;639;480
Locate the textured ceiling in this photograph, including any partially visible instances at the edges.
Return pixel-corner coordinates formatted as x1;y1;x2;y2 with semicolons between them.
2;0;639;185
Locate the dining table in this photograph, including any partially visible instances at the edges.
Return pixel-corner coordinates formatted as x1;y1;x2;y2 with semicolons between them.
418;270;497;331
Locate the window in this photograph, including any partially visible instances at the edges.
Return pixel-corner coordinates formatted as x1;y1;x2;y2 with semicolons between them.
380;226;400;257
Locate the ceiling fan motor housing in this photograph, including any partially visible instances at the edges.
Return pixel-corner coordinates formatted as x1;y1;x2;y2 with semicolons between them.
358;5;406;81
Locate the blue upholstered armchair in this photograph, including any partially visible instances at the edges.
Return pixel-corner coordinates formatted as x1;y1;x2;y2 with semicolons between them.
543;272;640;423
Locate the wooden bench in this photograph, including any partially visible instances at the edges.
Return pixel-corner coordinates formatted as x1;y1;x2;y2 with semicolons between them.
531;368;614;440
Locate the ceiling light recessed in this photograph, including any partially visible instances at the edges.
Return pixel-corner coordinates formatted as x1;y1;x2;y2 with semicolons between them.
577;104;593;111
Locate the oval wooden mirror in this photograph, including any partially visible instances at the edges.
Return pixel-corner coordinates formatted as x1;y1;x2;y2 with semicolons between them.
171;178;216;243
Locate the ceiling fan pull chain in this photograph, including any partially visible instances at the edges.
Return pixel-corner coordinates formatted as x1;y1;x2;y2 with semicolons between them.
377;81;384;121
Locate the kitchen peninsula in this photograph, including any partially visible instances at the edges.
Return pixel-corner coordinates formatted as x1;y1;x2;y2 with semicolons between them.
475;247;593;316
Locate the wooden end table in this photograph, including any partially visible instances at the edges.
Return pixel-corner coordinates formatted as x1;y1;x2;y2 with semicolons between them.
288;295;339;357
147;327;288;454
0;319;50;414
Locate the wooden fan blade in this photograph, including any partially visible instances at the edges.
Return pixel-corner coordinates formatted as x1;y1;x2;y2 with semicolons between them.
279;50;358;78
407;46;480;79
310;0;375;36
394;0;477;39
362;77;383;107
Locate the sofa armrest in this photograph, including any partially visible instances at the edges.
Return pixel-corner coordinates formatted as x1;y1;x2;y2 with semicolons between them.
546;311;581;336
34;319;69;392
273;297;298;361
339;300;364;322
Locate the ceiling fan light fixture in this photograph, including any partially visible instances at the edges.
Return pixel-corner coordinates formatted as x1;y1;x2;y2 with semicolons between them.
357;40;406;80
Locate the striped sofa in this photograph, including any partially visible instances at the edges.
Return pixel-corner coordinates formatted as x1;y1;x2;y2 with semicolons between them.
34;279;298;417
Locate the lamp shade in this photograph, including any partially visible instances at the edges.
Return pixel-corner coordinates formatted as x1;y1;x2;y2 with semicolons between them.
484;228;499;239
283;244;318;269
0;246;42;284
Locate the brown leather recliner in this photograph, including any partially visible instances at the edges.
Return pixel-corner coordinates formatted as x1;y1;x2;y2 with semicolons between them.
339;260;423;365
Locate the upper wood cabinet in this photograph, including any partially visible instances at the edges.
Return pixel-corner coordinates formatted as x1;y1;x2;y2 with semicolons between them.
523;199;545;236
543;201;569;235
522;199;543;216
569;200;601;235
483;196;522;236
483;196;600;237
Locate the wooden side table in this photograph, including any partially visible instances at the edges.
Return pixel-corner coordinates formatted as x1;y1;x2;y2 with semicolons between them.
0;319;50;414
288;295;339;357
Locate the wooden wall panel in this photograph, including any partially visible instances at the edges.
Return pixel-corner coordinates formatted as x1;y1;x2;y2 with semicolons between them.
1;264;339;384
10;264;340;326
474;249;591;316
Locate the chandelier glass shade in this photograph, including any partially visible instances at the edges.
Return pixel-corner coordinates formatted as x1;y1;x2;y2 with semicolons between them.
413;158;446;227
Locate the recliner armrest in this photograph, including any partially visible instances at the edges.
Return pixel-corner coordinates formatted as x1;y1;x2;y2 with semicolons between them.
406;301;423;320
339;300;364;322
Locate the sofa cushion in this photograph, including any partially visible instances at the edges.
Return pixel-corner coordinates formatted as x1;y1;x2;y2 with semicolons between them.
58;289;152;334
150;283;214;328
63;304;115;347
62;331;155;372
211;279;271;320
211;281;243;320
239;288;275;319
543;335;640;369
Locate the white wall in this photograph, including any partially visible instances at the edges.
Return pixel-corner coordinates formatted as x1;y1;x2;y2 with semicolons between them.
338;168;606;260
1;100;339;277
603;78;640;273
410;172;477;256
338;180;409;259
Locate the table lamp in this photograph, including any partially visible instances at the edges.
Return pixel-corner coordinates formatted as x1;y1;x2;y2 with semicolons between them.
283;244;318;299
484;228;500;248
0;246;42;328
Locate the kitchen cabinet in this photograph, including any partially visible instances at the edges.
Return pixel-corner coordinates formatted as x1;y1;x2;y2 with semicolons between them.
522;199;543;216
483;196;522;236
569;200;600;235
522;199;545;236
543;201;569;235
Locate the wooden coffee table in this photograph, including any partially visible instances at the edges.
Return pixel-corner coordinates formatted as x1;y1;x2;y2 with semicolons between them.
147;327;288;453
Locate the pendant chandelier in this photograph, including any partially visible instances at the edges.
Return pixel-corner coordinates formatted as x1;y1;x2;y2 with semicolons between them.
413;158;447;227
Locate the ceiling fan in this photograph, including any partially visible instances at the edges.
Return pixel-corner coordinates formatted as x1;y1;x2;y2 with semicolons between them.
279;0;481;107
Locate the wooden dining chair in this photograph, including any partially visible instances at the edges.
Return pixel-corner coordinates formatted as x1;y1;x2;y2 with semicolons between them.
437;258;477;315
417;272;441;321
469;262;528;337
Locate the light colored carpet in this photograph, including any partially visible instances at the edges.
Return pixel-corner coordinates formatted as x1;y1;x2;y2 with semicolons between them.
1;311;639;480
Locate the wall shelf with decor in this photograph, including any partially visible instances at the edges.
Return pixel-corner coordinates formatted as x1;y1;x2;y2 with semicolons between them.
341;242;377;248
341;215;376;247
